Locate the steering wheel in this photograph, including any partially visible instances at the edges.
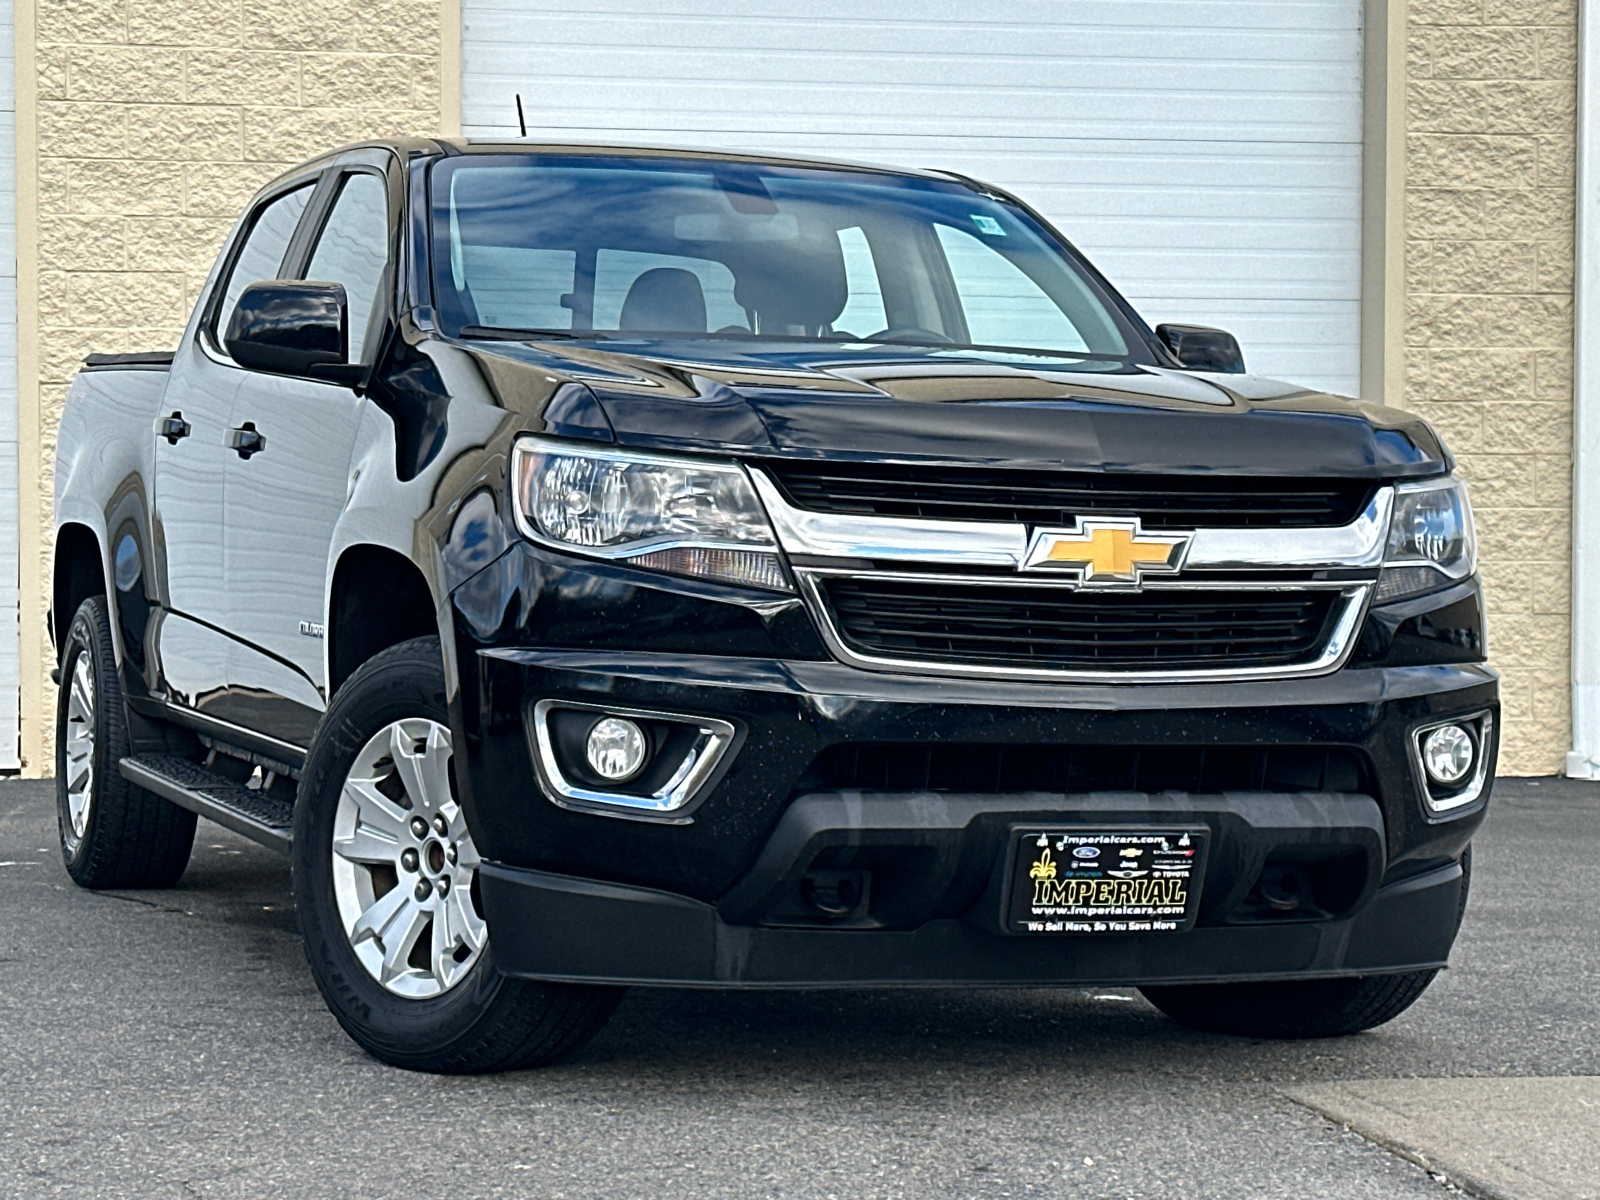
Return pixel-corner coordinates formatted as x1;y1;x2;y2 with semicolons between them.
865;327;954;345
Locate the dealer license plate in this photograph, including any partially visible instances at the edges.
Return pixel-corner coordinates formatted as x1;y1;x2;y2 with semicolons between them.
1007;828;1208;935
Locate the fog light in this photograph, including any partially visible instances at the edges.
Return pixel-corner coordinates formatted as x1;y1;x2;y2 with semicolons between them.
1421;724;1474;786
585;717;647;781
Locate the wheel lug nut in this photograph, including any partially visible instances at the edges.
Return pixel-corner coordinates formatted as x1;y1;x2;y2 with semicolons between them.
410;817;428;839
400;848;419;872
436;876;450;897
447;845;457;866
414;879;431;901
432;814;448;836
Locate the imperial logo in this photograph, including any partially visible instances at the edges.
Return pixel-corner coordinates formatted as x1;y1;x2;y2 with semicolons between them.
1033;876;1189;908
1022;517;1192;589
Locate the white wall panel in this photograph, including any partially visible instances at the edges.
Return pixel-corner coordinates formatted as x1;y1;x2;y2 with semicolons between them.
0;0;19;769
462;0;1363;397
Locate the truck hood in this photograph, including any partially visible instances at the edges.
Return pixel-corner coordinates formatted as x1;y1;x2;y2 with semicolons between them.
466;337;1448;478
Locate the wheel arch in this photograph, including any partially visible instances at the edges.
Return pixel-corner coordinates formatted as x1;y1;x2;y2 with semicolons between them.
327;544;441;695
53;523;110;664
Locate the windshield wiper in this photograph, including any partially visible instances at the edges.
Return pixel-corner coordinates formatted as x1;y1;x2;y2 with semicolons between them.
457;324;588;341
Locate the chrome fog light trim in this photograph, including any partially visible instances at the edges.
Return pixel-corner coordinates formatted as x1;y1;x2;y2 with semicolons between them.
1412;711;1494;815
530;699;739;818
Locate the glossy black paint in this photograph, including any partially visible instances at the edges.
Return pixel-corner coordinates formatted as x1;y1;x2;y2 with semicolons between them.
55;138;1496;990
457;334;1447;476
448;615;1495;904
1156;323;1247;374
224;280;349;378
1356;579;1487;666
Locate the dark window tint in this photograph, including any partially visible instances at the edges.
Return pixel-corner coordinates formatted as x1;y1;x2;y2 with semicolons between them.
305;172;389;362
215;184;313;344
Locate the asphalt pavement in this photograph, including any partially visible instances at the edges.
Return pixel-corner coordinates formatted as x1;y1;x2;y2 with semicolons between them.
2;776;1597;1200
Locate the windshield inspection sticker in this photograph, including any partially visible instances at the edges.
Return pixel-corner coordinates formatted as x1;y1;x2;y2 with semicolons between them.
970;213;1006;236
1009;829;1207;935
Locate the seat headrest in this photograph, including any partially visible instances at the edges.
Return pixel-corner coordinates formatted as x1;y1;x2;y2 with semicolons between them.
618;268;708;333
732;236;848;331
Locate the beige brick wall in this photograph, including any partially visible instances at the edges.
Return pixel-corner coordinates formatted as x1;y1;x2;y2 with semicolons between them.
1405;0;1577;774
16;0;448;772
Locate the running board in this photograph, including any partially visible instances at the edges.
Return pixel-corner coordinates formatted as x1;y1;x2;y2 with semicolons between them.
119;754;294;855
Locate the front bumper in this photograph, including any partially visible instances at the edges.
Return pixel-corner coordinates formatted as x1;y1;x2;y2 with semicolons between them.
479;855;1465;987
454;644;1494;987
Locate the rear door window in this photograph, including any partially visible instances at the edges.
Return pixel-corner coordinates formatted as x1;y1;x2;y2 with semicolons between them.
833;226;887;338
214;184;314;345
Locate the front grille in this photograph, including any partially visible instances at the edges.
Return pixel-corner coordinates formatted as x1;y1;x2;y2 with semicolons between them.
801;743;1372;795
761;461;1374;529
821;579;1341;670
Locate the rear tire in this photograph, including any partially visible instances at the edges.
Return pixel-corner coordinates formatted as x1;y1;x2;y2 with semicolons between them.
293;636;623;1073
56;595;197;888
1140;969;1440;1038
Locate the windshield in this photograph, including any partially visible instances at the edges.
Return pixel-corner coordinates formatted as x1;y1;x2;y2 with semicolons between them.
428;154;1144;363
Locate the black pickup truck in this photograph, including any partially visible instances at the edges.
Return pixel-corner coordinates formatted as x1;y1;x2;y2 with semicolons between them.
52;139;1494;1073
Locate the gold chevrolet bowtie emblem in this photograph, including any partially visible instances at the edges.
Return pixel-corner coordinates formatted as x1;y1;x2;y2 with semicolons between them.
1023;518;1192;589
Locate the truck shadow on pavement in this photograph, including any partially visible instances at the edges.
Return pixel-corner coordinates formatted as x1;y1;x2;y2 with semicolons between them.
10;778;1592;1093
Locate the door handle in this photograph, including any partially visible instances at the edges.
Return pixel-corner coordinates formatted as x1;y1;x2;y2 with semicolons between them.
228;423;267;459
159;412;191;444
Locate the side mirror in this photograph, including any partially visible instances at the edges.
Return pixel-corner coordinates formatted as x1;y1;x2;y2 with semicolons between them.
1156;323;1245;374
224;280;351;380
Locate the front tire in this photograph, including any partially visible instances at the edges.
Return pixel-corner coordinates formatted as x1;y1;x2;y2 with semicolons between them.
293;637;622;1073
1140;969;1440;1038
56;595;196;888
1143;849;1470;1038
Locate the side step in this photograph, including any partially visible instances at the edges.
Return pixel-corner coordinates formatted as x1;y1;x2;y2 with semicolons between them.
119;754;294;855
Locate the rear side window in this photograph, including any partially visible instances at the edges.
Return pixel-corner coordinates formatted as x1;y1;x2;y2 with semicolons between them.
214;184;314;344
304;172;390;362
833;227;887;338
462;247;576;330
935;224;1091;352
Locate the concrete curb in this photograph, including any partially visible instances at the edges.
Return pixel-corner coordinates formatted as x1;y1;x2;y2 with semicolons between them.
1283;1078;1600;1200
1283;1089;1518;1200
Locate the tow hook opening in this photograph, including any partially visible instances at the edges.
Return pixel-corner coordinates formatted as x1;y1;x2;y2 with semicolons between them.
800;870;870;920
1236;847;1370;923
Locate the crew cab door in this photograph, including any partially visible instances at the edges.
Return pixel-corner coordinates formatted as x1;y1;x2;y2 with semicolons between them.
151;179;316;713
219;164;392;744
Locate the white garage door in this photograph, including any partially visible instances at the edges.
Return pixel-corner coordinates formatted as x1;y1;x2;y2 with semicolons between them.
461;0;1362;398
0;0;18;770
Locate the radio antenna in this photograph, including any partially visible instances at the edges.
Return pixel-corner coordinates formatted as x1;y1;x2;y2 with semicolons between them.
515;93;527;138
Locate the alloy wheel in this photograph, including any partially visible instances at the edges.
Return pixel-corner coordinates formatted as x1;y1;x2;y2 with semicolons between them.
63;653;96;844
330;718;487;999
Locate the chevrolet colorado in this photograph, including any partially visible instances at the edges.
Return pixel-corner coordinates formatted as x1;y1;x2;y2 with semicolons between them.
52;139;1494;1072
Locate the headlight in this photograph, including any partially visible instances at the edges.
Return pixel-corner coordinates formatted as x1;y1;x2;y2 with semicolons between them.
1375;475;1476;603
510;437;790;591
